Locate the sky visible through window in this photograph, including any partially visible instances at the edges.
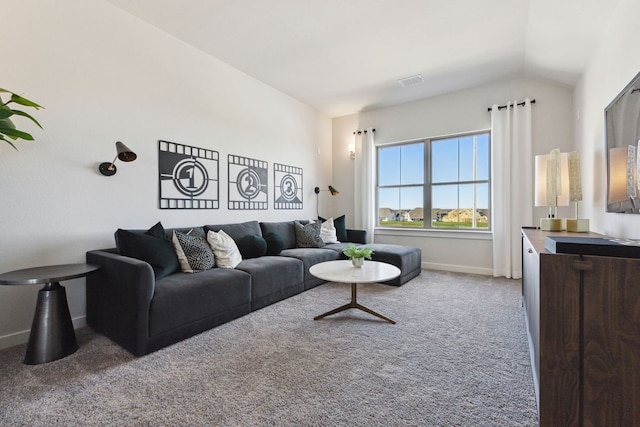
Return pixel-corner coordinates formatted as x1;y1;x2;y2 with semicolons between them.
378;134;489;211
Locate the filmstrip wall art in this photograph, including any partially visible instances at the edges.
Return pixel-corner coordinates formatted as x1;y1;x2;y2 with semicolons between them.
274;163;303;209
158;140;219;209
228;154;268;210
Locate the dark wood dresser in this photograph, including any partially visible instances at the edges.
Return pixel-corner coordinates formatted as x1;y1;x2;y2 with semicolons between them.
521;228;640;426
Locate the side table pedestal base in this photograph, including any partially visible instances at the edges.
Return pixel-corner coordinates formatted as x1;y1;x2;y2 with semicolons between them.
24;282;78;365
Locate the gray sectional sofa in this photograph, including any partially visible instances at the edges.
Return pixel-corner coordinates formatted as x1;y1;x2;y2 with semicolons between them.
86;220;421;356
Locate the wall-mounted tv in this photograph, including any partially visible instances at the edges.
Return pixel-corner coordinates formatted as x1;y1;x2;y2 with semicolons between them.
605;70;640;213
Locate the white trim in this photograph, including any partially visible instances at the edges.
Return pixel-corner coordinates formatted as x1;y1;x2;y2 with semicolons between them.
375;227;492;240
422;262;493;276
375;128;492;147
0;315;87;351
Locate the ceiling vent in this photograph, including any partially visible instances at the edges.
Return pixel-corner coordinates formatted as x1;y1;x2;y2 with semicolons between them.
398;74;424;87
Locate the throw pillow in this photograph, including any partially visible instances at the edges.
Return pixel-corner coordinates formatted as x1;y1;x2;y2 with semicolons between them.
294;221;325;248
115;223;179;280
172;230;216;273
263;232;284;255
319;218;339;244
237;234;267;259
206;229;243;269
319;215;348;242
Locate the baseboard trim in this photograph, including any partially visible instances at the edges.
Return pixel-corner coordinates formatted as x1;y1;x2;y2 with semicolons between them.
0;315;87;351
422;262;493;276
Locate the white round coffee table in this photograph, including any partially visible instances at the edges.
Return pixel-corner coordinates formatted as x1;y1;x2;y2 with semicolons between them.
309;260;400;324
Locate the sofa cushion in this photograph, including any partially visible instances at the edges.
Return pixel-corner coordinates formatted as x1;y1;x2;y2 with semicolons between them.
115;223;179;280
294;221;325;248
263;232;284;255
279;248;339;289
237;234;267;259
204;221;262;243
149;268;252;337
207;230;242;269
319;215;348;242
234;256;303;302
172;230;216;273
260;221;298;250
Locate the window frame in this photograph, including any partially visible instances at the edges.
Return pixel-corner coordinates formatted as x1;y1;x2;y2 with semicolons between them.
375;130;491;231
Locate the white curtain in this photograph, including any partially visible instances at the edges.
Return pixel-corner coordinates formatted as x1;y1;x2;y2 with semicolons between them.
491;99;533;279
354;129;375;243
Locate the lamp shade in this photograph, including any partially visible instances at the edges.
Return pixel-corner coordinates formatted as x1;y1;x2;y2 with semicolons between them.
534;153;569;207
115;141;137;162
608;146;636;204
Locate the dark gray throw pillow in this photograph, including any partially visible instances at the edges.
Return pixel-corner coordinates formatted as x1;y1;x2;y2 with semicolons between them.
115;222;179;279
237;234;267;259
294;221;325;248
263;232;284;255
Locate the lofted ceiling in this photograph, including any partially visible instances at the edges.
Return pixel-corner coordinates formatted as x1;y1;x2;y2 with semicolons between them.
105;0;619;118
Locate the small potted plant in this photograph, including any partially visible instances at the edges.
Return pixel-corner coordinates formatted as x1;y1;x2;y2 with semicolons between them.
342;243;373;268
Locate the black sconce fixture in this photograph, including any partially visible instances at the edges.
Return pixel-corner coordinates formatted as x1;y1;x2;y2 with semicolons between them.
314;185;339;217
99;141;137;176
314;185;339;196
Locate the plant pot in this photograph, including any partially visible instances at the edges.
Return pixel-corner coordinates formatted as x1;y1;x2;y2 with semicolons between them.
351;257;364;268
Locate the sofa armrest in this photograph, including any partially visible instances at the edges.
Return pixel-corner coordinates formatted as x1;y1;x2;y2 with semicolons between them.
346;229;367;244
86;249;155;356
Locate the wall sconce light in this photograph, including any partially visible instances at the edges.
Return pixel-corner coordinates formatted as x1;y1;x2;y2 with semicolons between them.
534;150;569;231
348;143;356;160
99;141;137;176
314;185;339;217
314;185;339;196
608;145;638;211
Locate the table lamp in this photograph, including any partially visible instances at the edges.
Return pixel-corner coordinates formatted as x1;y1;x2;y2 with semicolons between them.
534;150;568;231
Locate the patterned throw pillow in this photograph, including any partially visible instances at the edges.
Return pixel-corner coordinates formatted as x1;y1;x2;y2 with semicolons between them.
294;221;325;248
206;229;243;269
171;230;216;273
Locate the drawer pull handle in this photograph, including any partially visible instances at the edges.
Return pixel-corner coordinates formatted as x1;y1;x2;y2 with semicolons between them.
527;248;533;253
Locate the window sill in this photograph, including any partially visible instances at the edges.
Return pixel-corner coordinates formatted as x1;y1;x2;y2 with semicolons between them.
374;227;492;240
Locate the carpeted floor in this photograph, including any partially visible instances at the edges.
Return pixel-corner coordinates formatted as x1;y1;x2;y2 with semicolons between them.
0;270;538;426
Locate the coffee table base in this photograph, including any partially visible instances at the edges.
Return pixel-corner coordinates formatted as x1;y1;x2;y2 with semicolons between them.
314;283;396;324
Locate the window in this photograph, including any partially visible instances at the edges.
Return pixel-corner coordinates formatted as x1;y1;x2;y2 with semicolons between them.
377;131;490;230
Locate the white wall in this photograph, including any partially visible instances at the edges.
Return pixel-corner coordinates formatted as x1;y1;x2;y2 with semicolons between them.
0;0;331;350
575;0;640;238
332;77;574;274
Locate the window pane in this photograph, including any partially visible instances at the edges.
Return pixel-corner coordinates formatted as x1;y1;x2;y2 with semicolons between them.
476;133;489;180
432;184;458;228
378;146;400;186
400;143;424;185
476;182;490;228
458;136;474;182
378;187;399;210
432;139;459;183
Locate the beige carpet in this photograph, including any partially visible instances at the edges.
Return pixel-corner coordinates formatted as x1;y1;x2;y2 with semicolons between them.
0;270;538;426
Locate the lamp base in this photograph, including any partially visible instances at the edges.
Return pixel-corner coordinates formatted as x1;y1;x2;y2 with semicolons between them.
99;162;117;176
565;218;590;233
540;218;563;231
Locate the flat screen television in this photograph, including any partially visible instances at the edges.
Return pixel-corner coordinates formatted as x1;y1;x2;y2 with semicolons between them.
605;70;640;213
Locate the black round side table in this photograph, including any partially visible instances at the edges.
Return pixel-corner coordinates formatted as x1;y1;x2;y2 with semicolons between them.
0;264;100;365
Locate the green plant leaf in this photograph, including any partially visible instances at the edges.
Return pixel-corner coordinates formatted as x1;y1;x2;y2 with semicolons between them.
10;109;43;128
0;126;34;140
10;93;43;109
0;105;14;119
0;134;18;150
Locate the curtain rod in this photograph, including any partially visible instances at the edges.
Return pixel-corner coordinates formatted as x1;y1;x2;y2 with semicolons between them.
487;99;536;112
353;128;376;135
